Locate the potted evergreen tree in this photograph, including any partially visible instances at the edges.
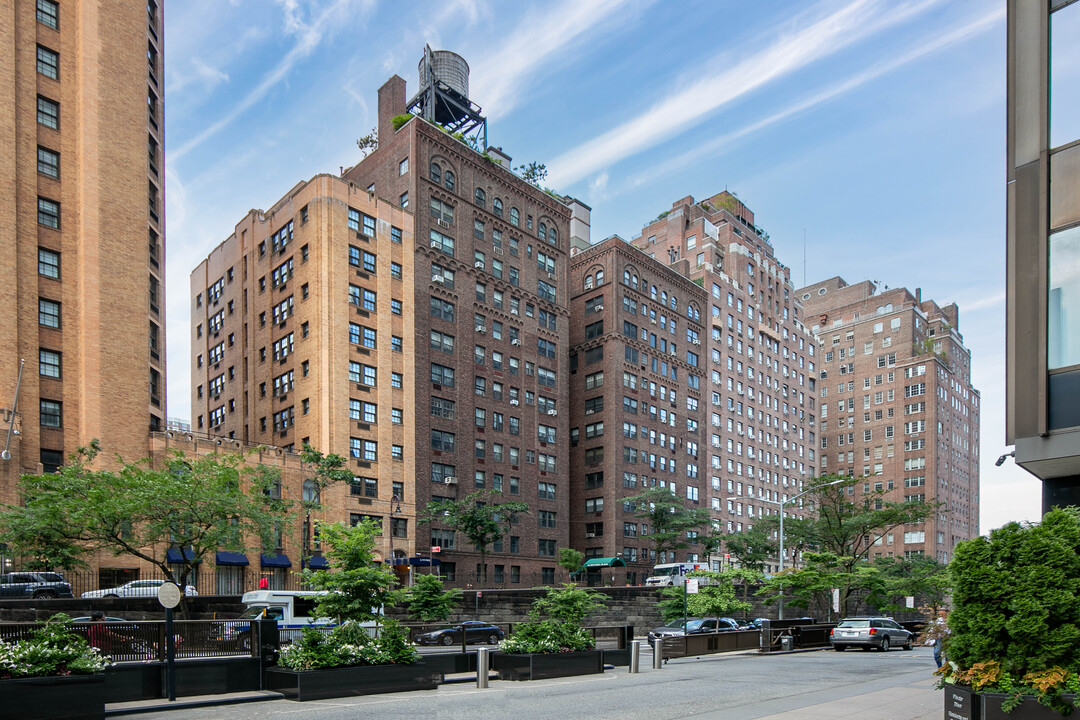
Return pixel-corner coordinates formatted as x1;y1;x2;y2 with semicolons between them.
942;507;1080;718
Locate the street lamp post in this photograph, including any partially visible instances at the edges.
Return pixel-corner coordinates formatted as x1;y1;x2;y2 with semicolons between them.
723;477;846;619
389;494;402;584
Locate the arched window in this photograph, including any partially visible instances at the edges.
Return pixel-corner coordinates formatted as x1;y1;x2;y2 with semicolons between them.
548;227;557;245
429;162;441;184
650;285;657;300
538;222;547;242
632;274;639;290
302;479;319;503
670;295;677;310
585;275;594;290
444;170;455;191
661;291;668;305
595;269;604;286
510;207;520;227
493;198;503;218
475;187;486;208
624;269;631;285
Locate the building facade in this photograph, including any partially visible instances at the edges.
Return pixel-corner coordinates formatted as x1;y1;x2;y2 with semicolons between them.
190;175;416;569
1007;0;1080;510
798;278;980;561
0;0;167;503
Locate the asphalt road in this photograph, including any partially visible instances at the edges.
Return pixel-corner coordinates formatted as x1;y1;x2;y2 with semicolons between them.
125;646;943;720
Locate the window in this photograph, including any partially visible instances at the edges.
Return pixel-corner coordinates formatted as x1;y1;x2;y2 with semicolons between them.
37;0;59;29
585;497;604;513
37;46;59;79
38;197;60;229
37;147;59;179
538;539;556;556
39;349;61;378
431;363;455;387
37;96;59;129
399;158;409;175
392;372;403;388
475;187;486;208
429;230;454;256
38;248;60;279
38;299;60;328
40;399;61;428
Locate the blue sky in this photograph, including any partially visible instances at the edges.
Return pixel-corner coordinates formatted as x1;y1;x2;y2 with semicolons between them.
163;0;1061;535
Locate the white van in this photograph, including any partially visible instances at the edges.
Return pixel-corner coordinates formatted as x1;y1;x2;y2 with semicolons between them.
217;591;378;649
644;562;708;587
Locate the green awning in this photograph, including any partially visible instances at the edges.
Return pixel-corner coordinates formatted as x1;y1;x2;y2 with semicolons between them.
582;557;627;568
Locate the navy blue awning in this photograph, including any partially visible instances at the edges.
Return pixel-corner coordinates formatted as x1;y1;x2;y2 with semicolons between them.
260;553;292;568
215;551;249;566
408;556;441;566
166;547;198;563
307;556;330;569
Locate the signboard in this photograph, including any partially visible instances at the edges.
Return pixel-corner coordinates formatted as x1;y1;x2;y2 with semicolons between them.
686;578;700;594
831;588;840;613
905;596;915;608
157;582;182;609
430;546;442;553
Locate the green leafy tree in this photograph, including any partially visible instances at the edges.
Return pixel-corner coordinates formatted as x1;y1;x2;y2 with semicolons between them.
627;487;711;561
657;570;752;621
356;127;378;157
421;490;529;586
301;519;403;623
866;555;950;614
723;522;778;574
297;444;355;567
405;573;461;622
760;474;938;615
558;547;585;582
532;583;606;624
515;161;548;186
0;442;281;611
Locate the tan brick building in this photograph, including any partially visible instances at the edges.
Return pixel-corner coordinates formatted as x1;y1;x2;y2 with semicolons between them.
797;278;980;560
0;0;166;505
190;176;416;571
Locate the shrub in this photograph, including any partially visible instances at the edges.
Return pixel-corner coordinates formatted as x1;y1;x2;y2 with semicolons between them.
391;114;412;131
277;619;419;671
944;507;1080;713
0;614;109;679
405;574;461;622
500;584;605;654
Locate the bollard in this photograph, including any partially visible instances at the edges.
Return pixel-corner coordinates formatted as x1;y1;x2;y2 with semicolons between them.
629;640;641;673
477;647;490;688
652;640;663;670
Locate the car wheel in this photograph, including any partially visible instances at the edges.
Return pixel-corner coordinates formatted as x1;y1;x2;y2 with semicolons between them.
441;634;455;646
104;594;119;598
487;634;500;645
33;590;57;599
833;645;845;651
879;637;890;652
903;637;914;651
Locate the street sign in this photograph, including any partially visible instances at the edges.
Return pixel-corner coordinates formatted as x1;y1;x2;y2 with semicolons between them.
430;546;441;553
157;582;182;609
686;578;700;594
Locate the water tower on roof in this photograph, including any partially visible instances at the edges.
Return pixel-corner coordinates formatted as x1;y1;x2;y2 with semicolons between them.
407;45;487;149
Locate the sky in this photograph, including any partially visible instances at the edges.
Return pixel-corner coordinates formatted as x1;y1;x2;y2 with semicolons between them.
162;0;1075;537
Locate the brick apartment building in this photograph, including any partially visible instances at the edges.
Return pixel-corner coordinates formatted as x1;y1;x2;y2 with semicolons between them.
192;59;581;586
190;175;416;574
0;0;166;506
566;192;820;577
797;278;980;561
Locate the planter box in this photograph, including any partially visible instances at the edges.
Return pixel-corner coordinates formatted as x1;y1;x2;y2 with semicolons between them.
493;650;604;681
944;686;1079;720
265;663;438;701
2;674;106;720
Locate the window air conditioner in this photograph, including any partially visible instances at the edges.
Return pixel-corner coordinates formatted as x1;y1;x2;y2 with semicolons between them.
430;240;439;248
547;409;557;416
511;339;521;346
443;476;457;484
476;326;486;333
594;305;603;311
585;533;596;539
432;275;443;283
510;399;519;406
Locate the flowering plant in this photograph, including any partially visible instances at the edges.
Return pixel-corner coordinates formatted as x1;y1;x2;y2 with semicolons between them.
0;614;109;679
500;584;605;654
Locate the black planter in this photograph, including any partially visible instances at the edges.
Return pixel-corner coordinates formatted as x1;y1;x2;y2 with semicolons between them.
944;686;1079;720
265;663;438;701
2;674;106;720
493;650;604;681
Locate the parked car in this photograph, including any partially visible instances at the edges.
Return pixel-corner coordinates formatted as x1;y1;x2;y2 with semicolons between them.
0;571;74;599
413;621;505;646
70;616;128;622
830;617;915;652
647;617;743;647
81;579;198;599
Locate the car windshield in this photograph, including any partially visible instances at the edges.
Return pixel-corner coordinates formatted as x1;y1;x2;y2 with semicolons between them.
663;619;689;628
239;606;283;620
836;619;870;628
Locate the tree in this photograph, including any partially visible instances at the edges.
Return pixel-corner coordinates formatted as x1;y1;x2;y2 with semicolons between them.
626;487;711;562
758;474;938;616
356;127;378;157
657;570;752;621
405;573;461;622
420;490;529;586
515;161;547;186
866;555;950;614
296;444;354;568
557;547;585;582
301;518;403;624
723;521;778;574
0;442;282;611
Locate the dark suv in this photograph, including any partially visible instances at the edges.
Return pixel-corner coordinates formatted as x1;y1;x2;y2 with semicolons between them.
830;617;914;652
0;572;74;599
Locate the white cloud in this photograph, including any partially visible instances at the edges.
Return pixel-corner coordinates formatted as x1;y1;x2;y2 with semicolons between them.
470;0;647;120
546;0;945;188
